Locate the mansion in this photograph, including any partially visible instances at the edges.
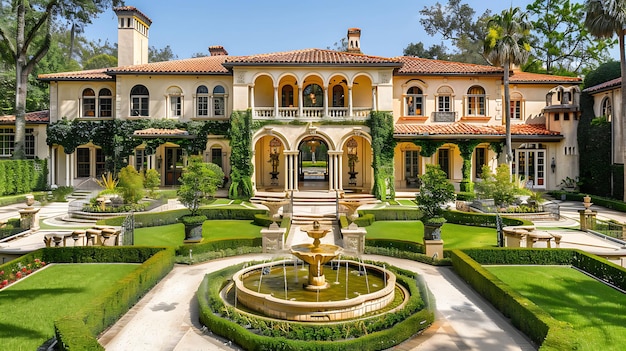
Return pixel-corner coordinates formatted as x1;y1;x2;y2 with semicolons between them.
25;6;583;196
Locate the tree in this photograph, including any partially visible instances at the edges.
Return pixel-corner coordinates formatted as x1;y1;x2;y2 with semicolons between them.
149;45;177;62
0;0;123;159
415;164;455;221
526;0;614;75
403;42;451;60
416;0;492;63
177;156;221;216
585;0;626;201
484;7;532;170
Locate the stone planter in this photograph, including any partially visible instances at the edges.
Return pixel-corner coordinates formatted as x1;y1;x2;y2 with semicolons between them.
423;220;444;240
180;215;206;243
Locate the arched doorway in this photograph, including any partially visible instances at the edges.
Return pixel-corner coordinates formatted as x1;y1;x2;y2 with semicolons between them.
298;137;329;190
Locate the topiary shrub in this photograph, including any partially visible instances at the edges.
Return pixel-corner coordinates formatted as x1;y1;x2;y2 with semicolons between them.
117;165;145;204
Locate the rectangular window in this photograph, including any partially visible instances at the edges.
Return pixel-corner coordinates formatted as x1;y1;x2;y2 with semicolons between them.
438;149;450;179
467;96;485;115
213;97;225;116
0;128;35;158
135;149;146;171
404;150;420;178
438;96;451;112
170;96;181;117
83;98;96;117
406;96;423;116
197;96;208;116
513;149;546;188
131;97;149;116
77;148;90;177
95;149;106;177
510;100;521;119
99;98;112;117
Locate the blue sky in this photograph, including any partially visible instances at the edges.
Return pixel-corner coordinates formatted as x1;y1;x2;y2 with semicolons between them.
82;0;616;60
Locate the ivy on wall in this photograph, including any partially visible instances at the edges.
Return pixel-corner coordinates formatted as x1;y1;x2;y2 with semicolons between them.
228;110;254;200
46;118;229;173
457;140;482;192
369;111;396;200
578;92;613;197
412;140;445;158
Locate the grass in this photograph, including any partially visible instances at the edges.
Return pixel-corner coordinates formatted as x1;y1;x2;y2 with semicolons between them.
134;220;262;247
0;264;138;351
487;266;626;350
301;161;327;168
365;221;496;249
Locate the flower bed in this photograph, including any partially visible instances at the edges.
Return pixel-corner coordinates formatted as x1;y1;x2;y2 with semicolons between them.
0;257;46;289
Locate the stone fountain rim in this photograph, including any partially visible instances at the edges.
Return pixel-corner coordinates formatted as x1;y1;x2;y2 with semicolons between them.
233;259;396;308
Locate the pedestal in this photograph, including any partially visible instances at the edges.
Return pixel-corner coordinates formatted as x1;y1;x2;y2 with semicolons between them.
424;239;444;259
261;227;286;253
18;207;40;231
579;210;597;231
341;226;366;255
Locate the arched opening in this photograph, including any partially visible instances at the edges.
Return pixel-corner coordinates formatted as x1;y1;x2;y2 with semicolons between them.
298;136;329;190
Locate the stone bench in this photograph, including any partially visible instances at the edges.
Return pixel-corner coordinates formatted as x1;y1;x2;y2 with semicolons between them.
503;225;561;248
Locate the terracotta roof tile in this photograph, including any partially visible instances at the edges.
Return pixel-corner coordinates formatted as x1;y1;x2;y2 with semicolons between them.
583;77;621;93
132;128;191;138
509;71;581;84
38;68;112;81
109;56;232;74
224;48;401;66
394;122;560;137
113;6;152;25
394;56;503;75
0;110;49;124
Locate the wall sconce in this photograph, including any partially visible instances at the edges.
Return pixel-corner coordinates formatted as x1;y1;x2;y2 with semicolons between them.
551;157;556;173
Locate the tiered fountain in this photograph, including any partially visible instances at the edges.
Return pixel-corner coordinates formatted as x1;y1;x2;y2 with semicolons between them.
231;221;400;322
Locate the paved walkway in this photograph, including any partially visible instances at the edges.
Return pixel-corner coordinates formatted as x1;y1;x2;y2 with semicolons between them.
1;195;625;350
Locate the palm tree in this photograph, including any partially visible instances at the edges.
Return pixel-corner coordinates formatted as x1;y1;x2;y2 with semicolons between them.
483;7;532;171
585;0;626;200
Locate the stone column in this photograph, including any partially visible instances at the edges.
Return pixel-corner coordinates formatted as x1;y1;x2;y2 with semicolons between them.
273;86;279;118
323;85;329;117
348;86;353;117
579;210;597;231
249;85;255;116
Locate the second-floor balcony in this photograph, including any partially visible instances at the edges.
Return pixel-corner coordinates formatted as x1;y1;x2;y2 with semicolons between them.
252;106;372;120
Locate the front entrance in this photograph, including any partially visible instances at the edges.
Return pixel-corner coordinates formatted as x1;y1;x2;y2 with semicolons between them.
298;137;329;190
164;147;184;185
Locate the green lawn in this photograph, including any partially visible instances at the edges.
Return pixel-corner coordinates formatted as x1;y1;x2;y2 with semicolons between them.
134;220;262;246
487;266;626;350
0;264;138;351
365;221;496;249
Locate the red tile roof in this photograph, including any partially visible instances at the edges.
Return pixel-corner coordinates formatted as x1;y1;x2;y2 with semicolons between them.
113;6;152;25
132;128;193;138
394;122;561;138
509;71;581;84
38;68;112;81
223;48;401;66
108;55;232;75
395;56;503;75
0;110;49;124
583;77;621;93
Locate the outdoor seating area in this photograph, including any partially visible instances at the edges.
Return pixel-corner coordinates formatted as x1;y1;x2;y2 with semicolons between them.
43;226;121;247
503;225;562;248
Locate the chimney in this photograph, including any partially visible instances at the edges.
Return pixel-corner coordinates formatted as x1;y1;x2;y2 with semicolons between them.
114;6;152;66
208;45;229;56
347;28;361;53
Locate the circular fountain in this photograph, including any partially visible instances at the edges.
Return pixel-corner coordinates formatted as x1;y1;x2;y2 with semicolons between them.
290;221;342;290
230;221;400;322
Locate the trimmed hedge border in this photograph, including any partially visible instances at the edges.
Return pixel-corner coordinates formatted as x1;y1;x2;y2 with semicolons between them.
197;263;434;350
550;191;626;213
98;207;267;227
46;247;175;351
449;248;626;350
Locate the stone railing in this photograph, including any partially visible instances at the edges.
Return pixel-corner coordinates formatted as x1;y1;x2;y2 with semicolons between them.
252;106;371;120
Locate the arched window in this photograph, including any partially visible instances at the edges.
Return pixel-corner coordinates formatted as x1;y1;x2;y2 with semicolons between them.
213;85;226;116
98;89;112;117
82;88;96;117
332;85;344;107
196;85;209;117
601;96;612;120
167;86;183;118
467;85;486;116
405;86;423;116
303;84;323;107
130;85;149;116
510;92;523;120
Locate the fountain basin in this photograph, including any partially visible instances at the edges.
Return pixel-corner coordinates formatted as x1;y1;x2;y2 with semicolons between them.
232;260;397;322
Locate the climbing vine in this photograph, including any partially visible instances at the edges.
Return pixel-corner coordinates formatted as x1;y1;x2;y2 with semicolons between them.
228;110;254;200
46;118;229;173
412;140;445;158
457;140;483;192
368;111;396;200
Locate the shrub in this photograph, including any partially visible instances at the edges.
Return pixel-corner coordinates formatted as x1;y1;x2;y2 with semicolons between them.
117;165;145;204
415;164;455;222
51;186;74;202
475;164;517;206
143;169;160;197
178;156;222;216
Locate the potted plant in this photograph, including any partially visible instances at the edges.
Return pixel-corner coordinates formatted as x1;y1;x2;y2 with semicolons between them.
415;164;456;240
177;156;223;243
